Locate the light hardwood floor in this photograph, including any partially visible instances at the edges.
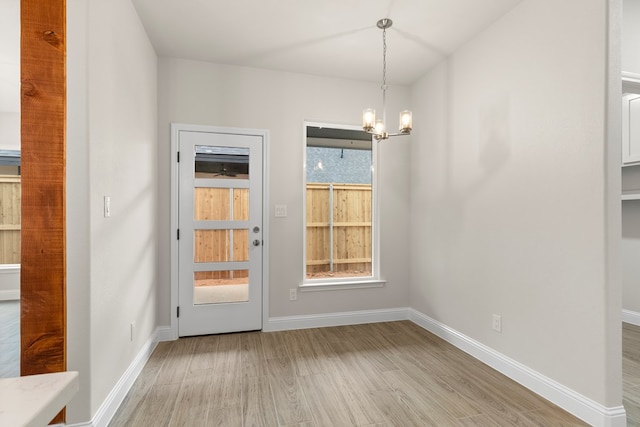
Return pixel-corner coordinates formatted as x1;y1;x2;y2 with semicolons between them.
624;322;640;426
108;321;588;426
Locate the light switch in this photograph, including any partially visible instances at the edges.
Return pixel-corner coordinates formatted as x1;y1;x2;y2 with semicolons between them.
104;196;111;218
275;204;287;218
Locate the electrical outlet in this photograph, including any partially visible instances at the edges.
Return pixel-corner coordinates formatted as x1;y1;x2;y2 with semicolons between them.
130;321;135;341
492;314;502;333
289;288;297;301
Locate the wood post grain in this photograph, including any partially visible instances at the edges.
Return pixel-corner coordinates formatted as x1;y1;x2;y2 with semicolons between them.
20;0;66;423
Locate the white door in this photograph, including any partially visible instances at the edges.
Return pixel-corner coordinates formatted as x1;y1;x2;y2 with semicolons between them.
177;129;263;337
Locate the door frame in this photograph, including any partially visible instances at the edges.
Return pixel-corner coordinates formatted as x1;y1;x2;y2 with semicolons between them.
169;123;269;339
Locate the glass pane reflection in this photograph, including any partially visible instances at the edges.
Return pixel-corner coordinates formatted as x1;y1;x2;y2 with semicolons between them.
195;145;249;179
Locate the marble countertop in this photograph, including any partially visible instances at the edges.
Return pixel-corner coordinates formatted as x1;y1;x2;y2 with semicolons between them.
0;371;79;427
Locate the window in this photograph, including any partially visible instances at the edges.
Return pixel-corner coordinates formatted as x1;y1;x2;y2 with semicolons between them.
303;122;379;285
0;150;20;265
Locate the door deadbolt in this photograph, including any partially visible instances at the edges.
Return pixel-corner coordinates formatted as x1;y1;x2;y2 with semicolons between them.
253;226;260;233
253;239;261;246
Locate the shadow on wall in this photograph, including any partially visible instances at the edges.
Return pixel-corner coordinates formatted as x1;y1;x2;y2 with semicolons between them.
416;58;511;317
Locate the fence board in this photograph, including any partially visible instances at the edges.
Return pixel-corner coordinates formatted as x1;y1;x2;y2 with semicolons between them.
0;175;20;264
190;182;372;278
194;186;249;280
305;183;371;276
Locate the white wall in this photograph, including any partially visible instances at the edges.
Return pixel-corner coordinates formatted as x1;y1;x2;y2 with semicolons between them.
67;0;158;422
157;59;411;326
0;112;19;150
624;0;640;74
410;0;621;410
67;0;91;420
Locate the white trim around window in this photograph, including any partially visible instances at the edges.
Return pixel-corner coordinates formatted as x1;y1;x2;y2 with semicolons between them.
301;120;382;290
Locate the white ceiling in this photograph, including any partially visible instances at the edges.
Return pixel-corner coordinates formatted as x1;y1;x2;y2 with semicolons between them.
132;0;523;85
0;0;524;113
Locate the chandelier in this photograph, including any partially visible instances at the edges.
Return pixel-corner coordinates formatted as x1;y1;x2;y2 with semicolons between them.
362;18;412;141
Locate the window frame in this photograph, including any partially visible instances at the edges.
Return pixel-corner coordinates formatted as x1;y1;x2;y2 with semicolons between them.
300;121;385;291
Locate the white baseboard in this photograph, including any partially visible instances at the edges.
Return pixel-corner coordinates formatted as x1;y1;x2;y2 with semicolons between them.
408;308;626;427
72;327;164;427
156;325;175;342
0;289;19;301
623;309;640;327
264;307;409;332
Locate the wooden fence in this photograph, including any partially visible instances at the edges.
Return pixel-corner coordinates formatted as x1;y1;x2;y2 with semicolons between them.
190;183;372;281
193;187;249;282
306;183;371;277
0;175;20;264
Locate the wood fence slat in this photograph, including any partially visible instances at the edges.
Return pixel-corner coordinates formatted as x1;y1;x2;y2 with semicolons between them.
0;176;21;264
305;182;372;276
190;182;373;278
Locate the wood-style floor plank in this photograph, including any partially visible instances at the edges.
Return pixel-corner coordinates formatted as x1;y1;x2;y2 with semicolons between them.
207;405;243;427
298;373;358;426
266;357;313;425
241;331;267;378
168;375;213;426
625;323;640;426
242;376;278;427
327;339;390;393
209;334;242;411
320;357;385;425
108;321;591;427
127;383;181;427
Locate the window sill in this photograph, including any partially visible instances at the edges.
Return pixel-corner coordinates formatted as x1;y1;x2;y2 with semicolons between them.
0;264;20;274
299;279;386;292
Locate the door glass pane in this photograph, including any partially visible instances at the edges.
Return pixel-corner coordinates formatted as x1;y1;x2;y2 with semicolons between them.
194;229;248;263
233;188;249;221
195;145;249;179
233;229;249;262
193;270;249;305
194;230;229;262
194;187;230;220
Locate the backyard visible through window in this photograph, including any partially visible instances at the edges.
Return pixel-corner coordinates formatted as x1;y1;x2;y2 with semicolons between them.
305;126;373;281
0;150;20;265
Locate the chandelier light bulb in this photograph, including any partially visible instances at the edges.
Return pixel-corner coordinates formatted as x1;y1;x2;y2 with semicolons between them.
363;108;376;131
399;110;412;133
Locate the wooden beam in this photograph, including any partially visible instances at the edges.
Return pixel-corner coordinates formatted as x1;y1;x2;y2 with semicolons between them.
20;0;66;424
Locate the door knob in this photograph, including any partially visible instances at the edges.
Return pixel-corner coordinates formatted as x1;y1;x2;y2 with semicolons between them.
253;239;261;246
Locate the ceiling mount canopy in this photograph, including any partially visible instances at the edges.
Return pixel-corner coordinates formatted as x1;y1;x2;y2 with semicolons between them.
362;18;412;142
